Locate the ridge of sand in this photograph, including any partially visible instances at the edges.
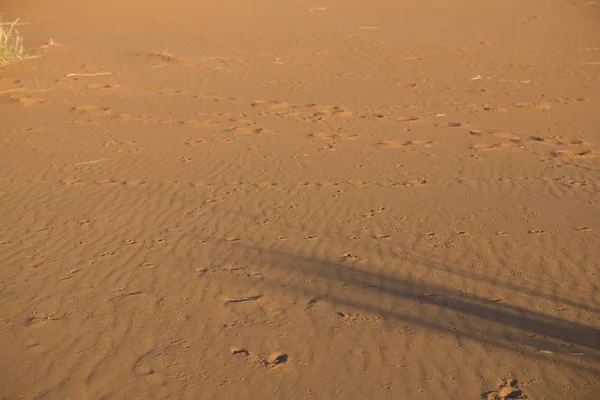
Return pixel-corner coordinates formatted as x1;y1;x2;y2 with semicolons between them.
1;1;599;399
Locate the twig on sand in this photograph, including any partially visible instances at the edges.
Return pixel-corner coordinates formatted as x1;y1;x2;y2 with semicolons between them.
0;22;30;26
40;38;61;49
66;72;112;78
75;158;106;165
0;87;51;94
579;61;600;65
224;295;262;303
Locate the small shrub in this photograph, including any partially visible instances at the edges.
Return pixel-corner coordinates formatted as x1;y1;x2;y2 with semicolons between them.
0;15;24;66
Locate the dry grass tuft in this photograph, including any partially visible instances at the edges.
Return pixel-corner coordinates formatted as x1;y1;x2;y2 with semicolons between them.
0;15;25;66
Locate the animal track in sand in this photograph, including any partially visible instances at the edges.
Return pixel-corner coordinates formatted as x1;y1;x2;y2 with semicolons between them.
78;220;93;229
435;122;462;128
230;347;249;357
71;104;112;116
103;139;137;154
385;177;428;187
250;99;405;123
227;115;274;135
228;348;288;369
308;131;357;141
136;52;205;70
341;251;359;262
62;177;82;187
194;93;237;103
470;142;521;152
337;311;360;320
514;101;552;111
363;207;385;218
550;149;597;159
482;104;509;112
528;230;546;235
69;104;225;129
482;378;527;400
372;234;392;240
183;137;208;146
3;94;45;108
265;353;288;368
467;127;595;156
147;86;237;103
85;83;121;93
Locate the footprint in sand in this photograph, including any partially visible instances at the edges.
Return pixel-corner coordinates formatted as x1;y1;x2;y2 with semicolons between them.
515;101;552;111
195;93;237;103
470;142;521;151
482;378;526;400
62;177;82;187
309;131;356;141
550;149;597;159
264;352;288;368
148;85;185;95
71;104;112;116
154;238;167;245
251;100;294;114
341;251;358;262
230;347;249;357
5;95;45;108
79;220;93;228
435;122;462;128
468;128;525;151
337;312;360;320
372;234;392;240
85;83;121;93
251;99;353;122
183;138;208;146
364;207;385;218
139;262;155;268
528;229;546;235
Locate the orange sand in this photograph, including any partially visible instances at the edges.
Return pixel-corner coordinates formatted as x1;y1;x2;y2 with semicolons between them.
1;1;599;399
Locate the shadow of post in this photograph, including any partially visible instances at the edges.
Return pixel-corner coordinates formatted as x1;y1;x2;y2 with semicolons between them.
240;245;600;374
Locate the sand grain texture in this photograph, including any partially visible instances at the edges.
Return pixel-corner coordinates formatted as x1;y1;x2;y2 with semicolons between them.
1;0;599;399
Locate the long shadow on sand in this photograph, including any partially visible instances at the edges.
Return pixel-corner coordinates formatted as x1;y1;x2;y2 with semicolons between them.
240;245;600;374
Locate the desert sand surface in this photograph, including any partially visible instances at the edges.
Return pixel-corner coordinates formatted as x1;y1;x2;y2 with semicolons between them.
1;0;599;399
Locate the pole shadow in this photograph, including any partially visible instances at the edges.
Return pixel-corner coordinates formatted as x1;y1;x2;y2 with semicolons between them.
239;244;600;374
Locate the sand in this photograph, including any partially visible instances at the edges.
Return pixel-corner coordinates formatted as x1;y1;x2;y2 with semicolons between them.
1;0;599;399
